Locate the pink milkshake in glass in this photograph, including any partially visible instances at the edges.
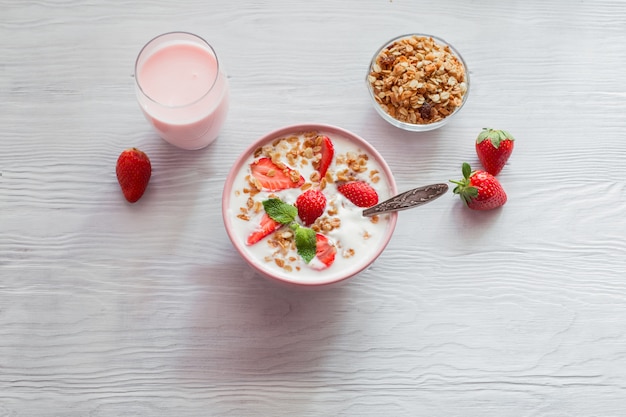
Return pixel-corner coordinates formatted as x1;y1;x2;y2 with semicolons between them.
135;32;229;150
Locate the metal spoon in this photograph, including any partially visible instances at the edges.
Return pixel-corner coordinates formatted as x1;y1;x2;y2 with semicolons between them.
362;183;449;217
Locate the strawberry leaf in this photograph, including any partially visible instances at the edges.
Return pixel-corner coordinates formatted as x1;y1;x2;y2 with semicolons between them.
292;224;317;263
461;162;472;179
263;199;297;224
476;128;515;148
450;162;479;207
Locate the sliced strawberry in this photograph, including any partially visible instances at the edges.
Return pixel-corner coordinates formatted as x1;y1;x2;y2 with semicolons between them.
315;135;334;178
315;233;336;268
250;157;305;191
246;213;282;245
337;181;379;208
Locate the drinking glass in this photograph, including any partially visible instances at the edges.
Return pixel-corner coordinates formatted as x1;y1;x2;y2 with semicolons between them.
135;32;229;150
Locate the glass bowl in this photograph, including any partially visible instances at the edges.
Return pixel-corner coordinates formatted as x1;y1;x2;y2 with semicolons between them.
366;33;470;132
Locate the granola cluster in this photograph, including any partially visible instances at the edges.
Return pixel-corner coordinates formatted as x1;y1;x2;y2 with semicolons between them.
235;131;381;273
368;35;468;125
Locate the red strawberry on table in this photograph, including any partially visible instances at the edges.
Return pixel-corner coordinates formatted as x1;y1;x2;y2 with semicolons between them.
250;157;305;191
295;189;327;226
450;162;507;210
116;147;151;203
475;128;515;176
337;181;379;208
314;233;336;268
315;135;334;178
246;213;282;245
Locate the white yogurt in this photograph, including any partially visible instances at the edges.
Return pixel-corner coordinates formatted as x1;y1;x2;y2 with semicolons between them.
225;128;396;284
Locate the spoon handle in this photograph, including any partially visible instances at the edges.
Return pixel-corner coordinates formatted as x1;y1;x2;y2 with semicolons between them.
362;183;449;217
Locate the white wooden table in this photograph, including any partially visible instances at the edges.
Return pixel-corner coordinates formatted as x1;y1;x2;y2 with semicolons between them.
2;1;626;416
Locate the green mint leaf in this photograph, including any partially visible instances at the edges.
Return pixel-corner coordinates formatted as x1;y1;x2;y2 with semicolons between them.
294;226;317;264
263;199;297;224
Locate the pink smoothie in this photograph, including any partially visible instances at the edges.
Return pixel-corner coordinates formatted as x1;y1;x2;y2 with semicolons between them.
136;34;229;149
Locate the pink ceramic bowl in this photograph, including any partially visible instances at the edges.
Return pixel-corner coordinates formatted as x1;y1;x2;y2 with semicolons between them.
222;123;398;287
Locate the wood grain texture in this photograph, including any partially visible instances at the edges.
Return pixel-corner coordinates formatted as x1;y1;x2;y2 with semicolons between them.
2;0;626;416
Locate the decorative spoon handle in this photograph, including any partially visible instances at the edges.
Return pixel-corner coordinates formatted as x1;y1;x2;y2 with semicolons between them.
362;183;449;217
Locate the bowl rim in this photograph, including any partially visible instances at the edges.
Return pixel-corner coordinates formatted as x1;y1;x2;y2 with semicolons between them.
222;123;398;287
366;33;470;132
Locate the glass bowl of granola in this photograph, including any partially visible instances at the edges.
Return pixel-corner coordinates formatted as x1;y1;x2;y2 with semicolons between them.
222;123;398;287
366;34;469;131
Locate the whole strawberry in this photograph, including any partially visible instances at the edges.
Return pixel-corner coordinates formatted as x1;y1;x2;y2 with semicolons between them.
116;148;152;203
337;181;379;208
475;128;515;175
295;189;327;225
450;162;507;210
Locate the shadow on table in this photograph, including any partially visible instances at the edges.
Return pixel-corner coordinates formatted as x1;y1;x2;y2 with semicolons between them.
178;260;352;382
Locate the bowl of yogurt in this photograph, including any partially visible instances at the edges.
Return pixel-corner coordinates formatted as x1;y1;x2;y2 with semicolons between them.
222;124;398;287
